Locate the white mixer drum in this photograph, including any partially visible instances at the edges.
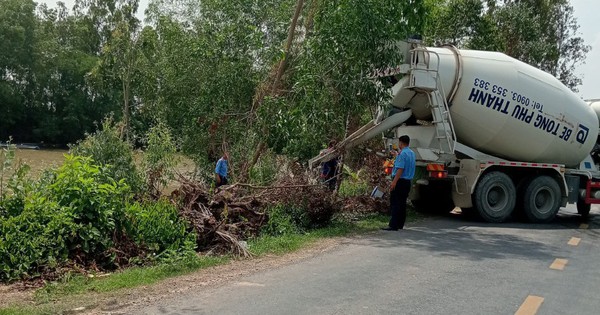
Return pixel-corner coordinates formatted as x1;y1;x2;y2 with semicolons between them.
397;47;598;167
588;100;600;128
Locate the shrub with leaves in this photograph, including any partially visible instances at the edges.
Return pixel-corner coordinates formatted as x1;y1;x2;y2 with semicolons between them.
142;122;179;198
125;199;195;253
0;195;75;280
0;141;16;200
71;117;143;194
338;165;370;198
0;155;204;281
0;153;203;282
0;155;132;281
261;203;308;236
48;155;132;258
0;142;32;218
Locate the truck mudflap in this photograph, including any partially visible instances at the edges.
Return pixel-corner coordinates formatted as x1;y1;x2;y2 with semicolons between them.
583;179;600;204
575;178;600;216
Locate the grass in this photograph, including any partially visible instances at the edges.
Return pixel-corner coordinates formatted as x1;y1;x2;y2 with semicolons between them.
35;255;227;302
0;212;411;315
0;255;229;315
249;213;403;256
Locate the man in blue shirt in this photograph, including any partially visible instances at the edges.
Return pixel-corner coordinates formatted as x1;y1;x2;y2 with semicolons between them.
383;135;416;231
215;152;229;188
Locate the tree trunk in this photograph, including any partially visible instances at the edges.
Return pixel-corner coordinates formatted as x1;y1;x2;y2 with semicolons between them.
122;76;130;142
240;0;305;182
271;0;304;93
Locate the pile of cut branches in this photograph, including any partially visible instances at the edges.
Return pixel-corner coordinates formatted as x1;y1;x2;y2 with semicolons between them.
341;195;388;216
172;180;266;257
363;153;391;190
169;154;398;257
170;170;342;257
261;175;339;228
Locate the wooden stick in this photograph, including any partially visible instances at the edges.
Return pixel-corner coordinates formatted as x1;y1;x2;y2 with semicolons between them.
221;172;343;191
222;183;320;190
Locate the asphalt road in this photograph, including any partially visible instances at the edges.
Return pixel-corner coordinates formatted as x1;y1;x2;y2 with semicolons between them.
135;205;600;315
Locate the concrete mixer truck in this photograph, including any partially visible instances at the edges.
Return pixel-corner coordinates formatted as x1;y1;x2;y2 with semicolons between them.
310;39;600;223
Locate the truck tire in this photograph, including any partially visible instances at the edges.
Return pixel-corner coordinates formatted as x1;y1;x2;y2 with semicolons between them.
577;200;591;218
522;176;561;223
412;181;455;214
473;172;516;223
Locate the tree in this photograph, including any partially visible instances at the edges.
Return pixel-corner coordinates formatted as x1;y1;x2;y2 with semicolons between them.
0;0;125;145
260;0;427;160
86;0;141;141
424;0;487;47
0;0;37;141
33;3;116;144
137;0;298;172
98;20;140;141
425;0;590;91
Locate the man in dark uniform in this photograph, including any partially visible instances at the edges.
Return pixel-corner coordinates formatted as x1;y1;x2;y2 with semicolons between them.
320;140;338;191
382;135;416;230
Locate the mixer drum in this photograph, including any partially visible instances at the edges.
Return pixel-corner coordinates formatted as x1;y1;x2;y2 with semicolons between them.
393;48;598;167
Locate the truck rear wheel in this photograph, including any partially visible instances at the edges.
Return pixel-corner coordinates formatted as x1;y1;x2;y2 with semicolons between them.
522;176;561;223
412;181;455;214
577;200;591;218
473;171;516;223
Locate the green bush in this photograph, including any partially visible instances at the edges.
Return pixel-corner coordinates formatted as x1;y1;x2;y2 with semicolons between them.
125;200;195;253
0;154;199;282
0;164;31;218
0;142;32;218
142;122;179;197
261;204;309;236
337;165;370;198
249;151;278;185
71;117;143;194
0;195;75;280
49;155;132;256
0;155;131;281
0;141;16;200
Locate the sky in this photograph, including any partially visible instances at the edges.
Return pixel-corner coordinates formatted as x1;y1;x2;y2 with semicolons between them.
39;0;599;100
570;0;599;101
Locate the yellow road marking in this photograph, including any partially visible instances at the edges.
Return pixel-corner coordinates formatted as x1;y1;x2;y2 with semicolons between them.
515;295;544;315
580;223;589;229
549;258;568;270
568;237;581;246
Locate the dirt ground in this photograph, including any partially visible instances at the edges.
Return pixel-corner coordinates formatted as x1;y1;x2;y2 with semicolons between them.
0;237;349;314
0;283;35;309
2;149;196;193
96;237;346;315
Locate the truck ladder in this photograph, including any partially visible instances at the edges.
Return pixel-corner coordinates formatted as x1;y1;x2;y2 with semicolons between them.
408;48;456;154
